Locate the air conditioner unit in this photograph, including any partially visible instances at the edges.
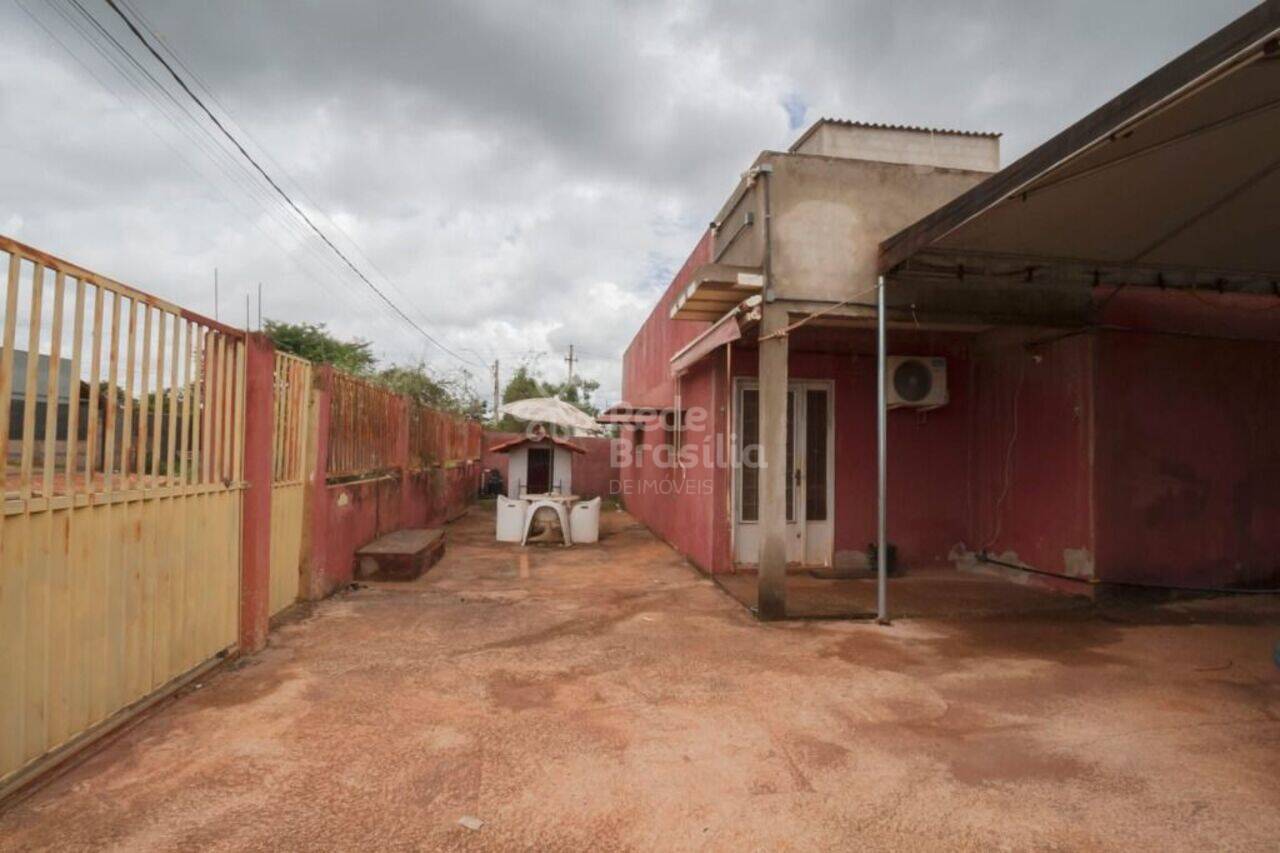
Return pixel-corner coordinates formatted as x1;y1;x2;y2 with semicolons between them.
886;356;947;410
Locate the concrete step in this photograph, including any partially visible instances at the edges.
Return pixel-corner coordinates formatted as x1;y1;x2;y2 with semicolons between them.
355;528;445;581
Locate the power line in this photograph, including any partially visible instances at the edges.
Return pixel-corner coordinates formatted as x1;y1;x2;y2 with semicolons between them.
113;0;452;347
30;0;379;323
21;0;480;368
98;0;485;371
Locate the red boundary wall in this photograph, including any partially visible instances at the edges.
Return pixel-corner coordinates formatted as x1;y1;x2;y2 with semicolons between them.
301;365;480;600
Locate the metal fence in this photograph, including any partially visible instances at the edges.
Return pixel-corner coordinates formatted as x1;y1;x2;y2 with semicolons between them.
1;236;244;789
407;403;481;470
328;371;481;480
269;352;312;615
0;235;484;795
326;370;401;479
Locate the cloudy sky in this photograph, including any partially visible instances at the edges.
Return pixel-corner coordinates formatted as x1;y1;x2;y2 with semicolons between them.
0;0;1258;406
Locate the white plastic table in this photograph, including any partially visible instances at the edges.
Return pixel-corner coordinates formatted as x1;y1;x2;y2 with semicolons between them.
518;493;578;546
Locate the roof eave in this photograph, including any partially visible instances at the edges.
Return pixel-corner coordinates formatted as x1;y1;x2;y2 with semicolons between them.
878;0;1280;274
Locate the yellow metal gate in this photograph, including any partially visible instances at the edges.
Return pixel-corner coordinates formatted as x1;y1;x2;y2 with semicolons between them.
268;351;310;616
0;237;244;791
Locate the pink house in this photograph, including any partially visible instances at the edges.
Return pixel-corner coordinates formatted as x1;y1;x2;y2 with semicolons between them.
609;3;1280;618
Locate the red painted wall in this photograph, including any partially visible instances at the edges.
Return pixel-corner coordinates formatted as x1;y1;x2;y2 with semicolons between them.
617;334;974;574
621;231;714;407
239;333;275;652
617;355;731;573
481;431;520;484
308;466;477;598
617;230;977;574
729;335;973;569
304;365;480;599
969;334;1096;578
571;436;619;499
1095;330;1280;588
615;231;731;572
619;257;1280;589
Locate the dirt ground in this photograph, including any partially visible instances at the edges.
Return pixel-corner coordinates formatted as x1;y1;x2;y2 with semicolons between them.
3;505;1279;851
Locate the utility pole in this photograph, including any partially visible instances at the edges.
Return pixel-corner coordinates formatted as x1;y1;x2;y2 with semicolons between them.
491;359;500;425
213;267;219;321
257;282;263;331
564;344;576;384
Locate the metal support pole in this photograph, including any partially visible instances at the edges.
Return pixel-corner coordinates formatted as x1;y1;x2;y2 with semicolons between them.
876;275;890;625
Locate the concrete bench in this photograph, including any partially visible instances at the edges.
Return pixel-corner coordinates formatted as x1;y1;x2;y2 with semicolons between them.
355;528;445;581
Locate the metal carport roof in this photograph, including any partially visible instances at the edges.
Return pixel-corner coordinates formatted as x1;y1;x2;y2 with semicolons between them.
879;0;1280;295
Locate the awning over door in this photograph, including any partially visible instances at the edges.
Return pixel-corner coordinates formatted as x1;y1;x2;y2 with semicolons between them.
668;296;761;377
668;263;764;321
596;404;670;426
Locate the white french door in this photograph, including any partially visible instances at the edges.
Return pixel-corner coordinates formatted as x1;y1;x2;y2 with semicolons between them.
733;379;833;567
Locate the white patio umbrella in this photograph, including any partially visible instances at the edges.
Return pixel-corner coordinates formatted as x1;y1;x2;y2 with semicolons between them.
499;396;602;434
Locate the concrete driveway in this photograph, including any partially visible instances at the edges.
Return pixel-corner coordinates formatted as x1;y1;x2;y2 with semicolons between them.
2;505;1278;850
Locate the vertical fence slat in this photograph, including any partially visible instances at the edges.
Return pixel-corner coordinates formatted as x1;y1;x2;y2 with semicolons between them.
279;358;291;481
291;362;302;480
180;321;196;489
233;340;245;484
137;306;153;486
83;287;104;495
195;328;208;486
19;264;45;500
41;272;66;497
296;362;307;478
287;358;297;479
273;356;285;481
220;336;233;483
102;293;122;496
149;312;165;482
210;330;222;484
64;278;85;495
0;254;20;489
120;298;137;487
208;334;222;483
165;314;181;485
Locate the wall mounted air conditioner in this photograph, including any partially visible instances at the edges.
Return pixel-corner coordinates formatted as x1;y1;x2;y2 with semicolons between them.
886;356;947;410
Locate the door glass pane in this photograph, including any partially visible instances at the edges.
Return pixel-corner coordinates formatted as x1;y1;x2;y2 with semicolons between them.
805;389;828;521
739;386;797;524
527;447;552;494
785;391;795;523
739;388;758;522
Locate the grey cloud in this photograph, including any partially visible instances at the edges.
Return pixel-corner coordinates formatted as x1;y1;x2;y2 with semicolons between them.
0;0;1257;405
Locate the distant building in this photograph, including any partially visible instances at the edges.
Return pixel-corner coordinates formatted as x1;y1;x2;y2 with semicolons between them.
5;349;114;469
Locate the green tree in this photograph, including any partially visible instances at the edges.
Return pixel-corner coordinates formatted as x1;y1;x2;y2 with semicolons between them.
495;364;601;431
263;320;375;375
378;362;486;419
495;364;547;431
263;321;483;419
542;375;601;417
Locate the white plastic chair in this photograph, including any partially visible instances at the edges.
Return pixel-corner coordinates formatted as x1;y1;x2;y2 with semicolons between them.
496;497;529;543
569;497;601;544
521;499;572;547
